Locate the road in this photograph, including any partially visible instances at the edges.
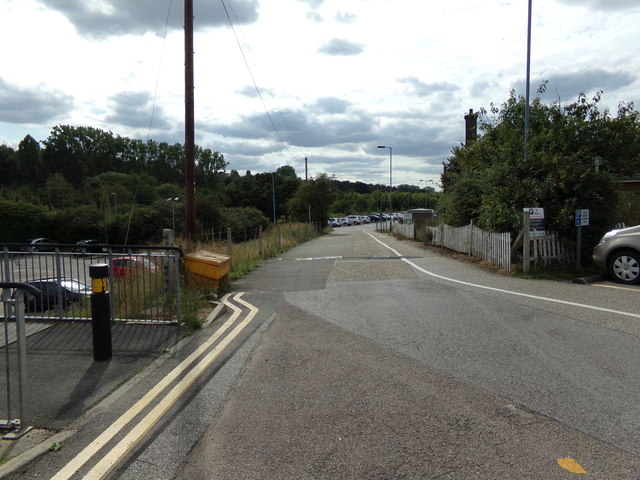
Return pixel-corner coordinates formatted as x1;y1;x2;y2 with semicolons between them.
17;224;640;479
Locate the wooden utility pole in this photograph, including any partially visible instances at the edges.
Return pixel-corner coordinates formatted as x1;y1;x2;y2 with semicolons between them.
184;0;196;246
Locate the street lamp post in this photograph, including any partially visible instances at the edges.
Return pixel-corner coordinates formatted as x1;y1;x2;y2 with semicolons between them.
377;145;392;212
166;197;180;233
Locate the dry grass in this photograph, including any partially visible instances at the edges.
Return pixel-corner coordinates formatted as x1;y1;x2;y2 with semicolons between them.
179;223;321;280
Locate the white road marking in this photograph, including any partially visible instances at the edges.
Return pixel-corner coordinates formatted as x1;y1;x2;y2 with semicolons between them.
366;232;640;320
593;284;640;293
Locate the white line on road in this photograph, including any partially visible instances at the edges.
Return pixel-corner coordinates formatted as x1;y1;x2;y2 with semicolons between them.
366;232;640;320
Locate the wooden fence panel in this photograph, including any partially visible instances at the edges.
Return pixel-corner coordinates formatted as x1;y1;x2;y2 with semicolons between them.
427;223;512;271
530;232;574;266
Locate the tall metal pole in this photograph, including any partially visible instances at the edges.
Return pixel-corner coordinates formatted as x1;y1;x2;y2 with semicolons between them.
524;0;532;162
377;146;393;212
184;0;196;246
389;147;392;212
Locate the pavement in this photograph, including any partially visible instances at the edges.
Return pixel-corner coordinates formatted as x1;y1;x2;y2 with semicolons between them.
0;301;226;477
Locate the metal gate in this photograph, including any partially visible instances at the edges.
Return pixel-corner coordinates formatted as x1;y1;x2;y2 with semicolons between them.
0;243;182;324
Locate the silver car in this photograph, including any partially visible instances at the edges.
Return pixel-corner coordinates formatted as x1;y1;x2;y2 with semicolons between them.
592;225;640;284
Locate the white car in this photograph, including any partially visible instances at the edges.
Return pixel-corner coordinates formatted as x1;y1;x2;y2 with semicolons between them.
347;215;360;225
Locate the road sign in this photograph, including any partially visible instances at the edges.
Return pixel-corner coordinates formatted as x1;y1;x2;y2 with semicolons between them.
575;209;590;227
524;207;545;237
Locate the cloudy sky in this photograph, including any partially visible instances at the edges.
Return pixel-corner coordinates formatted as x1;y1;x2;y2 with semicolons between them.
1;0;638;188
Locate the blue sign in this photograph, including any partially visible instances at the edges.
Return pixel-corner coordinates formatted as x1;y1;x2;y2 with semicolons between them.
575;209;590;227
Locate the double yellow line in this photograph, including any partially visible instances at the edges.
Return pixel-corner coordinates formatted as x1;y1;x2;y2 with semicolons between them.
53;292;258;480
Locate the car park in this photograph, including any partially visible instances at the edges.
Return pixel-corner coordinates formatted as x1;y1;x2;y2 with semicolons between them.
111;256;157;278
21;278;91;312
592;224;640;284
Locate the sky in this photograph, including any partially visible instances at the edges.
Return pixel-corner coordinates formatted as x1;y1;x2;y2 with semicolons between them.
1;0;639;189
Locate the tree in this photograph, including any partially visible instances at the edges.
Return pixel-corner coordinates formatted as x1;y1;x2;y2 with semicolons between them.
0;145;19;186
45;173;74;210
287;173;333;225
195;147;228;190
440;90;640;258
17;135;43;185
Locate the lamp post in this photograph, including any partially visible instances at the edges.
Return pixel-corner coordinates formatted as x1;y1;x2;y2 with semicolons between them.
524;0;532;162
110;192;117;214
166;197;180;233
377;145;392;212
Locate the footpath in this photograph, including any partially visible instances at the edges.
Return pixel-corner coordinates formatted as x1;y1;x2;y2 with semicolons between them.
0;302;225;477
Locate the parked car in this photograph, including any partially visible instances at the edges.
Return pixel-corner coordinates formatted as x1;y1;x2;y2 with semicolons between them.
328;218;340;227
111;256;157;278
23;238;56;252
338;217;351;227
73;239;104;254
347;215;360;225
592;225;640;284
20;278;91;312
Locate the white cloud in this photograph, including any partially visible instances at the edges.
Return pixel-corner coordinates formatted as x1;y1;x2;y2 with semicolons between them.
0;0;639;188
318;38;365;56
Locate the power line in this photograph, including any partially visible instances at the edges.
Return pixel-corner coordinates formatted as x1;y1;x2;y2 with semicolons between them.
220;0;298;164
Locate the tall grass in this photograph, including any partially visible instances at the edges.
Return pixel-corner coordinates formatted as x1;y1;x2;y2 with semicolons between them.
180;222;322;280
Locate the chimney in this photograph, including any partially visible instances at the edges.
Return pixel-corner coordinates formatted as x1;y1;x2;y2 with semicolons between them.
464;108;478;145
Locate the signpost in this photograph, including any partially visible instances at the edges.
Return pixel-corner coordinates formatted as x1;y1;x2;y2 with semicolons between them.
525;207;545;237
522;207;545;274
575;209;590;268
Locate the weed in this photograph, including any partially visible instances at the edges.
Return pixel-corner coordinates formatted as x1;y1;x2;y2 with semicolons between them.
49;442;63;452
180;286;209;331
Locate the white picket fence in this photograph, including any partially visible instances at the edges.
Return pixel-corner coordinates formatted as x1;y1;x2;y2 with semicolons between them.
425;223;512;270
392;221;414;239
529;232;575;266
394;221;574;272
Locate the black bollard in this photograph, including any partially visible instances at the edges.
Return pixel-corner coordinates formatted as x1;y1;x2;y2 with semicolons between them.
90;263;112;361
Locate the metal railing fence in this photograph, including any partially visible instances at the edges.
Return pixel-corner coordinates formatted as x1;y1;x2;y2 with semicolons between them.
0;244;182;324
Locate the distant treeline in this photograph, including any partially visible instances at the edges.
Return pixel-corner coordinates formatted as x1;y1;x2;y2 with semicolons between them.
0;125;435;243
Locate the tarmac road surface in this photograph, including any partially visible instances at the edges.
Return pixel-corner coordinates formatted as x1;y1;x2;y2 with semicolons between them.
9;224;640;479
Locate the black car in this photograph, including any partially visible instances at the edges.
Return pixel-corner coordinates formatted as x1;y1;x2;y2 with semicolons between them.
21;278;91;312
73;239;104;254
23;238;56;252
